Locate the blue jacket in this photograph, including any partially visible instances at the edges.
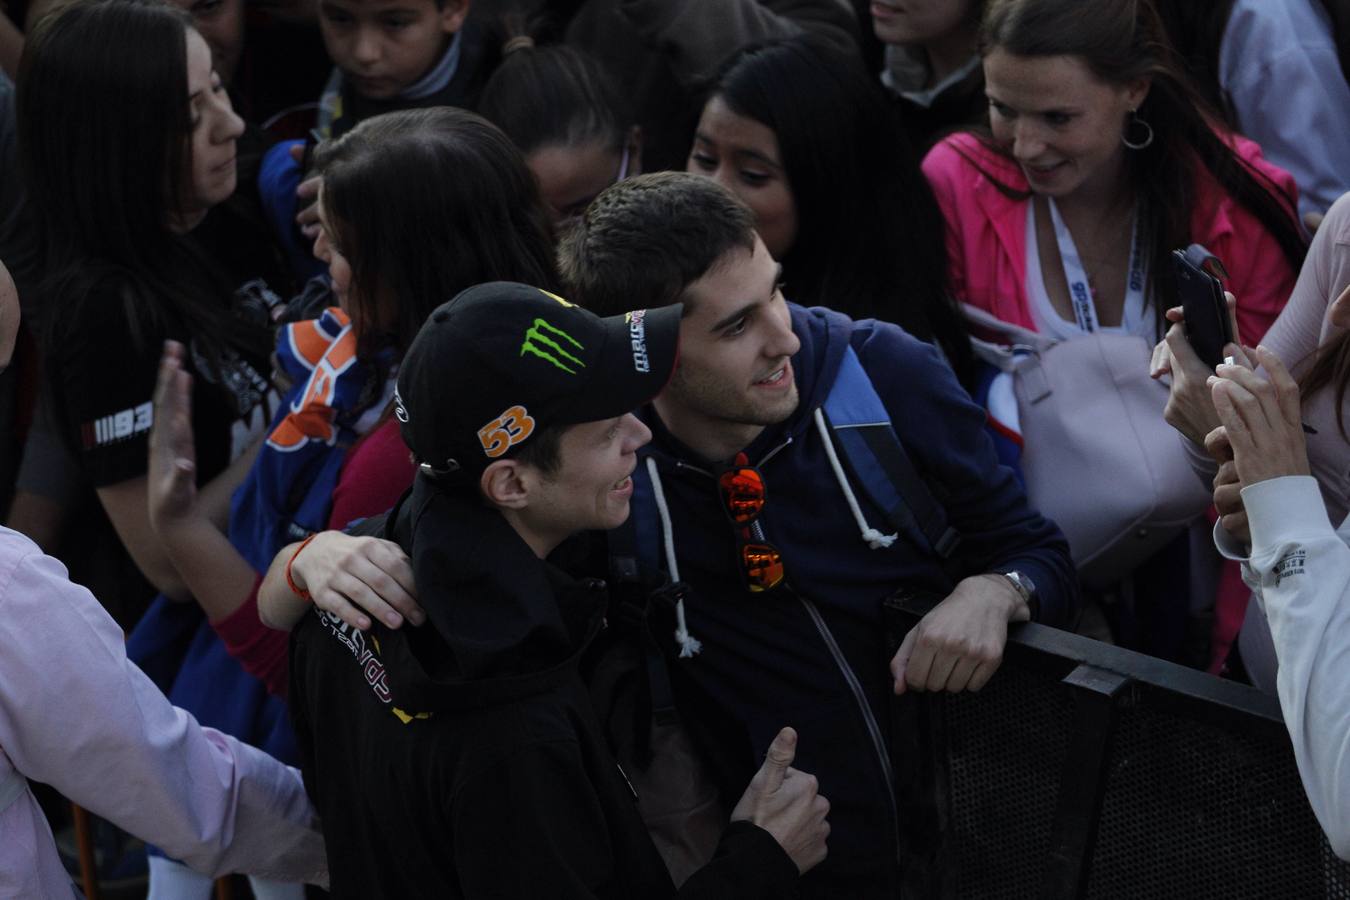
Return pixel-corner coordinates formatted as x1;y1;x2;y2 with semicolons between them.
631;304;1076;897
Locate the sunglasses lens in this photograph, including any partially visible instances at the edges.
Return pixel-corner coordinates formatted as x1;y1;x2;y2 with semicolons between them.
719;467;766;525
742;543;784;592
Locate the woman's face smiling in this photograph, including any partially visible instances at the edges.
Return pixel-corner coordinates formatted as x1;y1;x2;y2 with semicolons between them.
984;49;1149;204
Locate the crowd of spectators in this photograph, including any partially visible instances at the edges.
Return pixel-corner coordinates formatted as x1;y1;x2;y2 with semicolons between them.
1;0;1349;895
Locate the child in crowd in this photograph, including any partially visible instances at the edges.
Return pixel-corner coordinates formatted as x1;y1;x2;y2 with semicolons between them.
261;0;488;276
313;0;485;141
479;35;640;229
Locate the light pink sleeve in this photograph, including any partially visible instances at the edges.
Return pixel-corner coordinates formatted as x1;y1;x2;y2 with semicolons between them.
1265;192;1350;375
0;530;327;886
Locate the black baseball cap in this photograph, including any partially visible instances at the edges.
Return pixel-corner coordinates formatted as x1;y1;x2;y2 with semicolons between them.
394;281;681;484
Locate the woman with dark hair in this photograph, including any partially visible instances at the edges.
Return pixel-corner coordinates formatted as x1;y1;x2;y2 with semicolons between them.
922;0;1308;659
687;35;975;386
478;34;640;228
923;0;1306;346
148;104;557;693
18;0;278;616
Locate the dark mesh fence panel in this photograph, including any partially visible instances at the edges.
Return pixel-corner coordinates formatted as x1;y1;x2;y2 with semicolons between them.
1085;684;1350;899
888;598;1350;899
944;664;1071;897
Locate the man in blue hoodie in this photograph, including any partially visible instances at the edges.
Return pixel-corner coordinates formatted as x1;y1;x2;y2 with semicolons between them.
284;282;832;897
558;172;1079;898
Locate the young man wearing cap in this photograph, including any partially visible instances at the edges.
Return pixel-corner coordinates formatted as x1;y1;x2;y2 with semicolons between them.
282;282;830;897
552;173;1079;898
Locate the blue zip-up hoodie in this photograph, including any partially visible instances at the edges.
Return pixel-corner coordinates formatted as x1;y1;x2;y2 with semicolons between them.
632;304;1077;898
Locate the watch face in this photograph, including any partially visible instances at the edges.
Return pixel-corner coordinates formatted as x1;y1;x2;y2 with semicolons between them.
1006;570;1035;600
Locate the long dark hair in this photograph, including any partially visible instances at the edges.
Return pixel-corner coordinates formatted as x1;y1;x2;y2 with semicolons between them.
708;36;975;385
314;107;558;363
1151;0;1239;127
478;33;629;158
18;0;267;367
977;0;1307;337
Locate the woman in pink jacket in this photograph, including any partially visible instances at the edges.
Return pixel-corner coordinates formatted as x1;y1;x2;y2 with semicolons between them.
922;0;1308;661
922;0;1305;346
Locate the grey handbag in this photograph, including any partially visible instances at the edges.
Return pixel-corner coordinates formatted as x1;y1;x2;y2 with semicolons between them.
964;304;1212;589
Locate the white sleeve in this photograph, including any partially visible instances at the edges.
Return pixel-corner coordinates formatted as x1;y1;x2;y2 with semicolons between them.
1244;476;1350;858
1220;0;1350;217
0;531;328;885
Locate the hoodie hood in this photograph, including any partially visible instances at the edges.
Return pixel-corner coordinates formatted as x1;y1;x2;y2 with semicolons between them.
373;475;605;713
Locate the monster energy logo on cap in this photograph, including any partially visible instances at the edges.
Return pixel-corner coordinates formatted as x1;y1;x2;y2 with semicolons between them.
521;318;585;375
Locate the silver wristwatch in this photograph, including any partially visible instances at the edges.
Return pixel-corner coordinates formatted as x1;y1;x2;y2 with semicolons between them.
999;570;1038;618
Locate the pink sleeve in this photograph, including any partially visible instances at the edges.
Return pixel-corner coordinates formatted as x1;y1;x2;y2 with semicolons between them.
0;533;327;886
211;580;291;698
1200;137;1302;345
327;417;416;530
923;138;971;304
1220;219;1299;346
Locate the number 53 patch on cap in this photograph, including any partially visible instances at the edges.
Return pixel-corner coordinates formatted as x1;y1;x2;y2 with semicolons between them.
478;405;536;458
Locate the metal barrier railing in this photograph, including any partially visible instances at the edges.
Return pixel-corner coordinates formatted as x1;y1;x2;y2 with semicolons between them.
884;593;1350;899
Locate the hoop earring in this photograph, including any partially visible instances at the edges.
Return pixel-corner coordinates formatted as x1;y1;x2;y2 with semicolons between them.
1122;111;1154;150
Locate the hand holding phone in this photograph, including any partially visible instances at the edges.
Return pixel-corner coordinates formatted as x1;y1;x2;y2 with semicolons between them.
1171;244;1234;369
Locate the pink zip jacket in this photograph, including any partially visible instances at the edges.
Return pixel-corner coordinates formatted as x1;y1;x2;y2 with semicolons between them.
0;528;327;897
922;131;1301;344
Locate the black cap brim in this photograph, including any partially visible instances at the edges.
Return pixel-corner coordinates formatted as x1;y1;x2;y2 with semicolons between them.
551;303;682;425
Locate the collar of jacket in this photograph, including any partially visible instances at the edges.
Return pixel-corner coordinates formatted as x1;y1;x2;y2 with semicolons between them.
372;473;607;712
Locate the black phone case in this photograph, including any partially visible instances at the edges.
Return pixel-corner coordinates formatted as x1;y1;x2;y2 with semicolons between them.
1172;246;1233;369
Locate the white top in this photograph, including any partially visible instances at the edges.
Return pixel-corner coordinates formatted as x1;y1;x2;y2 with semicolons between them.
1220;0;1350;218
1218;475;1350;860
0;528;327;896
1024;203;1152;340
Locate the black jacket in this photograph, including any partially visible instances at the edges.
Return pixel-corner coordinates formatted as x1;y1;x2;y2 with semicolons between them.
289;476;798;898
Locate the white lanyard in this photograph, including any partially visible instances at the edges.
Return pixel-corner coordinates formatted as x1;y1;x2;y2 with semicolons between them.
1047;197;1146;334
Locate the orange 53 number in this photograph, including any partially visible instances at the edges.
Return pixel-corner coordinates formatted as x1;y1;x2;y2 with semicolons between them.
478;405;536;458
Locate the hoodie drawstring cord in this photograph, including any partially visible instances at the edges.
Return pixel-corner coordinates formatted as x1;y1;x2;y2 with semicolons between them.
646;457;702;658
812;408;897;550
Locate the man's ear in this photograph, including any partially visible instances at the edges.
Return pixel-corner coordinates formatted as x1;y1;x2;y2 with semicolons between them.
439;0;469;34
480;458;531;509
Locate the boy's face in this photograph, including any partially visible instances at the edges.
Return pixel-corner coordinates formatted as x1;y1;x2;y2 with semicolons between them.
521;414;652;538
318;0;467;100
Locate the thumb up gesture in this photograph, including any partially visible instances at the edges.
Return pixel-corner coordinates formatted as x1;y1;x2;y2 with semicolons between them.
729;727;831;873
